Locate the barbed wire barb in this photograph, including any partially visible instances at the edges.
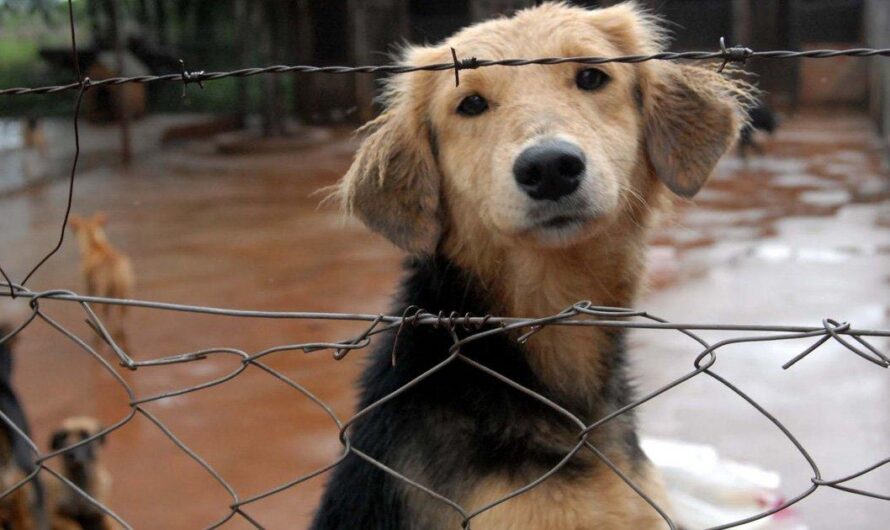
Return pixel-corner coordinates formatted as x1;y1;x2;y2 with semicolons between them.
3;46;890;97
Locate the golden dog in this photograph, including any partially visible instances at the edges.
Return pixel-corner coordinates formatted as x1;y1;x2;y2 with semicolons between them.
313;2;751;529
68;213;134;351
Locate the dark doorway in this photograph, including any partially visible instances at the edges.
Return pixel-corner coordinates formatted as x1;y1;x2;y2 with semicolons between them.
409;0;471;43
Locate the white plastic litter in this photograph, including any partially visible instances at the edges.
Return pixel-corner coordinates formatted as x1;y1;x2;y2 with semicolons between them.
642;438;808;530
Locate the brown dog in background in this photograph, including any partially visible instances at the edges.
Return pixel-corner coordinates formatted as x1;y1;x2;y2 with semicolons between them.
47;417;111;530
0;436;35;529
0;316;39;530
21;118;48;158
68;213;134;351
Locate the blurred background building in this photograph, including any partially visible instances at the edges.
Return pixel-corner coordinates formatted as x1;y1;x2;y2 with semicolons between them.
0;0;887;155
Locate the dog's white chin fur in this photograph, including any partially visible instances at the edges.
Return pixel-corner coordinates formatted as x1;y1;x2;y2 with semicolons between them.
525;216;599;248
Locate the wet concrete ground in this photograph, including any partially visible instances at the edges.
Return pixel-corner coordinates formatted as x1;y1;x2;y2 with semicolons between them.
0;115;231;195
0;110;887;529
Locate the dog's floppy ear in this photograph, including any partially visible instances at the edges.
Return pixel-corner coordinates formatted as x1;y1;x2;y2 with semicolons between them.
94;424;107;446
641;63;751;198
50;429;68;450
337;50;442;254
588;2;751;198
68;215;83;230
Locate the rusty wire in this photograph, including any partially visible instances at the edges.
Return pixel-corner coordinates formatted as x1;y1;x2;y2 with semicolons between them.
0;283;888;529
4;44;890;97
0;0;889;528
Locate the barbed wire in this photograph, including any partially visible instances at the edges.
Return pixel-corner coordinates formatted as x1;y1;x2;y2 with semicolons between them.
0;282;887;529
3;45;890;97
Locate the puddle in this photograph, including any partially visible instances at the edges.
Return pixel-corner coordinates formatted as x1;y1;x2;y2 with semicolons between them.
799;189;853;207
716;155;808;174
751;244;858;264
771;173;832;188
0;119;23;151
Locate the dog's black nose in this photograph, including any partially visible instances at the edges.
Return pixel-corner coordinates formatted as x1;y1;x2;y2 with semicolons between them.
513;140;586;201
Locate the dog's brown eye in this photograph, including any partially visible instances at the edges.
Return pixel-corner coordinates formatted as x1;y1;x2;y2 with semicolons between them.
457;94;489;116
576;68;609;91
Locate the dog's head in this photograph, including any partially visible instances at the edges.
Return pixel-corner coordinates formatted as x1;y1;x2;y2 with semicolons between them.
337;2;751;254
68;212;109;250
50;416;106;474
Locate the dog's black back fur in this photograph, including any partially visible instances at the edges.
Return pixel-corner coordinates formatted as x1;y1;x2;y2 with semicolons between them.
310;255;640;529
739;100;778;157
0;327;46;528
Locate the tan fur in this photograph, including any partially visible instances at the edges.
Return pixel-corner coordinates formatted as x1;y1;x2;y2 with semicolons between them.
400;453;670;530
0;432;36;530
464;461;669;530
50;519;81;530
68;213;135;351
47;417;112;530
337;2;753;528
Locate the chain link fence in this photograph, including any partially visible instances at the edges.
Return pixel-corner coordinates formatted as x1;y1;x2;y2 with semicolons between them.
0;284;888;529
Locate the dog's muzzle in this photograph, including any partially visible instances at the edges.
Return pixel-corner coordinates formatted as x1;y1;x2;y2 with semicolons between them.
513;139;586;201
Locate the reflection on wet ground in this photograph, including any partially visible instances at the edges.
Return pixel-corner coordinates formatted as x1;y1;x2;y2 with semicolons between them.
0;110;887;528
639;111;890;529
0;115;224;195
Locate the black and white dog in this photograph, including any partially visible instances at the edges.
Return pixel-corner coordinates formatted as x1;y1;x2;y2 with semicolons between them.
738;100;779;158
0;320;45;529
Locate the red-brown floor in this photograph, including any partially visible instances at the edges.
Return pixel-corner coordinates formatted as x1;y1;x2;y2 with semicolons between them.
0;110;887;529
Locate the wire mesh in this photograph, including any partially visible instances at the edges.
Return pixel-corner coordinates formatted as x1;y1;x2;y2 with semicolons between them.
0;284;888;529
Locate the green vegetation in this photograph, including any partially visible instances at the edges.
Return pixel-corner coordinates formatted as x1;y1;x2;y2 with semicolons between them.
0;4;90;115
1;1;311;131
0;39;39;72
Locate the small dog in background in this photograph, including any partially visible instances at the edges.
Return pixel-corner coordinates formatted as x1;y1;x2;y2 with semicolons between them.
21;117;50;183
21;118;48;158
68;214;134;351
738;99;779;158
0;315;44;529
47;417;111;530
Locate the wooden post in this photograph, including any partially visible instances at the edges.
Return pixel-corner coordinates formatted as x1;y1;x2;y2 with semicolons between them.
731;0;752;45
258;1;288;137
349;0;410;123
745;0;795;106
234;0;250;129
865;0;890;157
293;0;314;124
350;0;374;123
155;0;169;47
108;0;132;166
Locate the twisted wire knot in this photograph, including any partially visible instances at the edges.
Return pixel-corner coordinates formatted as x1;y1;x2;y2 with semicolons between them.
718;36;754;72
179;59;205;97
450;47;480;87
